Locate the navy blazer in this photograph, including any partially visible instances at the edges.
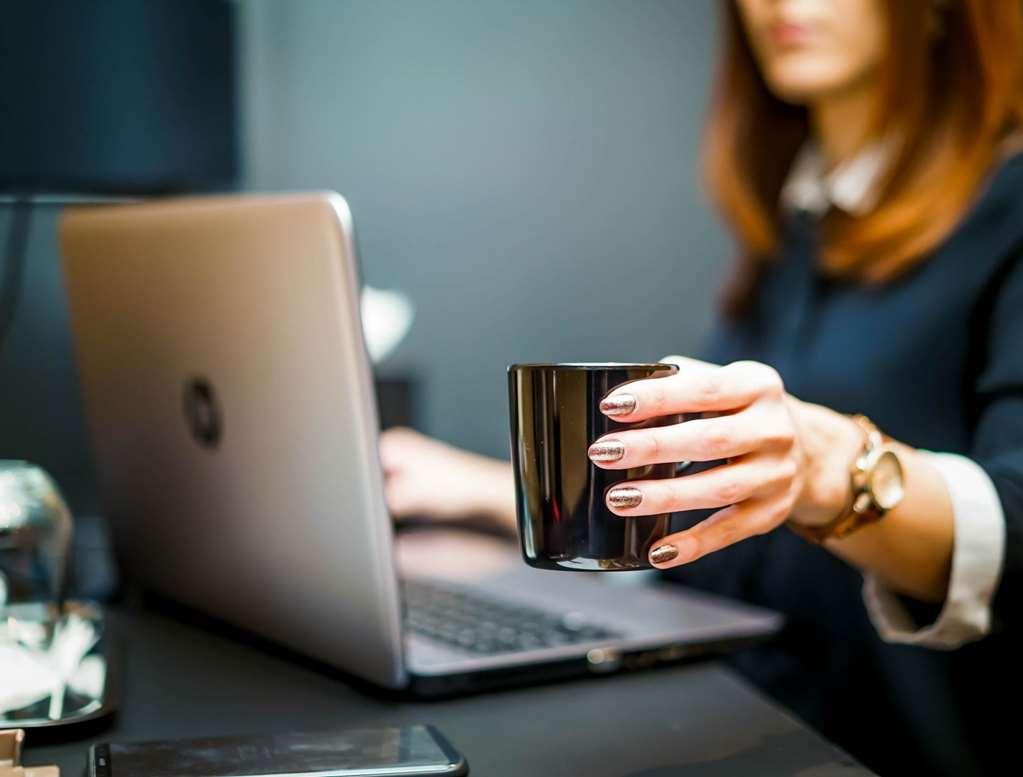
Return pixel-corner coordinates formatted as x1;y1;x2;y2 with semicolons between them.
666;152;1023;776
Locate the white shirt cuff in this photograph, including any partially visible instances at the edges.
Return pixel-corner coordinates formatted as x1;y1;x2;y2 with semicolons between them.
862;452;1005;649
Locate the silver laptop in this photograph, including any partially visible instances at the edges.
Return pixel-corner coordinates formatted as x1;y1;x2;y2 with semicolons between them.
60;193;781;695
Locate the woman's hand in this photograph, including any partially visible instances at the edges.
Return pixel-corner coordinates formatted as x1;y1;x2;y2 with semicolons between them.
379;427;517;530
588;356;864;568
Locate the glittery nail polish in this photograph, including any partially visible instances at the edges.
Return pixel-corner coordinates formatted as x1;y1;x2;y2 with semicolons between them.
606;487;643;508
588;439;625;462
599;393;636;416
650;544;678;564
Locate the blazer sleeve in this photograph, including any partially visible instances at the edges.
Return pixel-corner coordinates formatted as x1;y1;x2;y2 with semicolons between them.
972;250;1023;633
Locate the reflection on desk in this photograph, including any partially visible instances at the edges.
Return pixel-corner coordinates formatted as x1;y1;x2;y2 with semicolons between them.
26;606;875;777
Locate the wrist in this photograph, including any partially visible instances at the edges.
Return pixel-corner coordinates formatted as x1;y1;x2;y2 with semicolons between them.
789;399;863;527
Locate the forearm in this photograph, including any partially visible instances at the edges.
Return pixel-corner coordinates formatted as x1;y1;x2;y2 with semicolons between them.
792;400;955;603
481;459;518;531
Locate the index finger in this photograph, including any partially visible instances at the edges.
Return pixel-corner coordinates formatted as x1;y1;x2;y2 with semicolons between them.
599;360;783;421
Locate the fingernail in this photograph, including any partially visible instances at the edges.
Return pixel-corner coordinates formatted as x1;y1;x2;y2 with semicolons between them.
588;439;625;462
599;393;636;416
650;544;678;564
607;487;643;508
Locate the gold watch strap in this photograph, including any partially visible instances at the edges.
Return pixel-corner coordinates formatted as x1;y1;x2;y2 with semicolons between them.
789;415;886;544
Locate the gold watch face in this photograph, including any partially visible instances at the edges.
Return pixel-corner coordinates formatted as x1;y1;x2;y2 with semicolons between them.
869;450;905;511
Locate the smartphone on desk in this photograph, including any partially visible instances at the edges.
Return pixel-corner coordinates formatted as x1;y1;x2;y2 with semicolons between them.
88;726;468;777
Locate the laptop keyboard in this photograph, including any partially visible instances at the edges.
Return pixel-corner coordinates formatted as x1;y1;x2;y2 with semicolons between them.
402;579;622;656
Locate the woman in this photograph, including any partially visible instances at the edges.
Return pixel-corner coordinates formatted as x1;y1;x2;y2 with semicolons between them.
381;1;1023;774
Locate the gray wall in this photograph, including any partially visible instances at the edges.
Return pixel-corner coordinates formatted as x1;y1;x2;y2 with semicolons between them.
0;0;729;515
239;0;729;460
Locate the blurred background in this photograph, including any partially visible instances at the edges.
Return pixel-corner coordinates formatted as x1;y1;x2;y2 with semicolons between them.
0;0;728;517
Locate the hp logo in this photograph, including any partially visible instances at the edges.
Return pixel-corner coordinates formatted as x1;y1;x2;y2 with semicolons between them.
183;376;223;448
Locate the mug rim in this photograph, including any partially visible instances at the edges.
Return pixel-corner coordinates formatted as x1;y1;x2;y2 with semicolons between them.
508;362;678;371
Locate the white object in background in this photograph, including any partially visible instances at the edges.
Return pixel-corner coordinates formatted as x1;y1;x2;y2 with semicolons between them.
0;611;98;716
361;286;415;364
46;613;98;720
0;645;53;713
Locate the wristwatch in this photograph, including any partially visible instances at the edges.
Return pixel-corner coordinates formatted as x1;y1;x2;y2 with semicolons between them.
790;415;906;544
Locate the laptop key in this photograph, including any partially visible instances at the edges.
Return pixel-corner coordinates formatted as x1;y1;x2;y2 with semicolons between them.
402;579;622;656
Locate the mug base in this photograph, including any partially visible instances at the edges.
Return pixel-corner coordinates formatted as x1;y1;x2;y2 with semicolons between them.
522;554;653;572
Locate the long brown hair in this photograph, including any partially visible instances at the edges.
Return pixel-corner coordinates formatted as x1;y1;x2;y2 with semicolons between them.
705;0;1023;316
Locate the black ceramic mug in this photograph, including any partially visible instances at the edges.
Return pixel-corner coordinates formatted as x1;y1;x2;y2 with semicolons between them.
508;363;686;571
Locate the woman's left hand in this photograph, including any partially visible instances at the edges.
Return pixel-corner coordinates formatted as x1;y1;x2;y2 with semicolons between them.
589;356;864;568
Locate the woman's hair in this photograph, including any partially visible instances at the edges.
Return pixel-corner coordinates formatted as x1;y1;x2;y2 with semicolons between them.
705;0;1023;316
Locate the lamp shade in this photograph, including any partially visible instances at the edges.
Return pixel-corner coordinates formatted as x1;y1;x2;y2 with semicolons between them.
0;0;237;195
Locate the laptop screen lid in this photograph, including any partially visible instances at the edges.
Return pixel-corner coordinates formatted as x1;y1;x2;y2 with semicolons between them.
61;193;408;688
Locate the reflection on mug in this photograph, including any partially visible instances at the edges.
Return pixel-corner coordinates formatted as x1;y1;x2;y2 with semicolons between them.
508;363;683;571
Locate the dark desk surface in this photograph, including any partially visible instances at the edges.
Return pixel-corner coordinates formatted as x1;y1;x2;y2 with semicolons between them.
26;606;874;777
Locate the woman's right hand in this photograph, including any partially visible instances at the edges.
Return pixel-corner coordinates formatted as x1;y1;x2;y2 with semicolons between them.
378;427;517;531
